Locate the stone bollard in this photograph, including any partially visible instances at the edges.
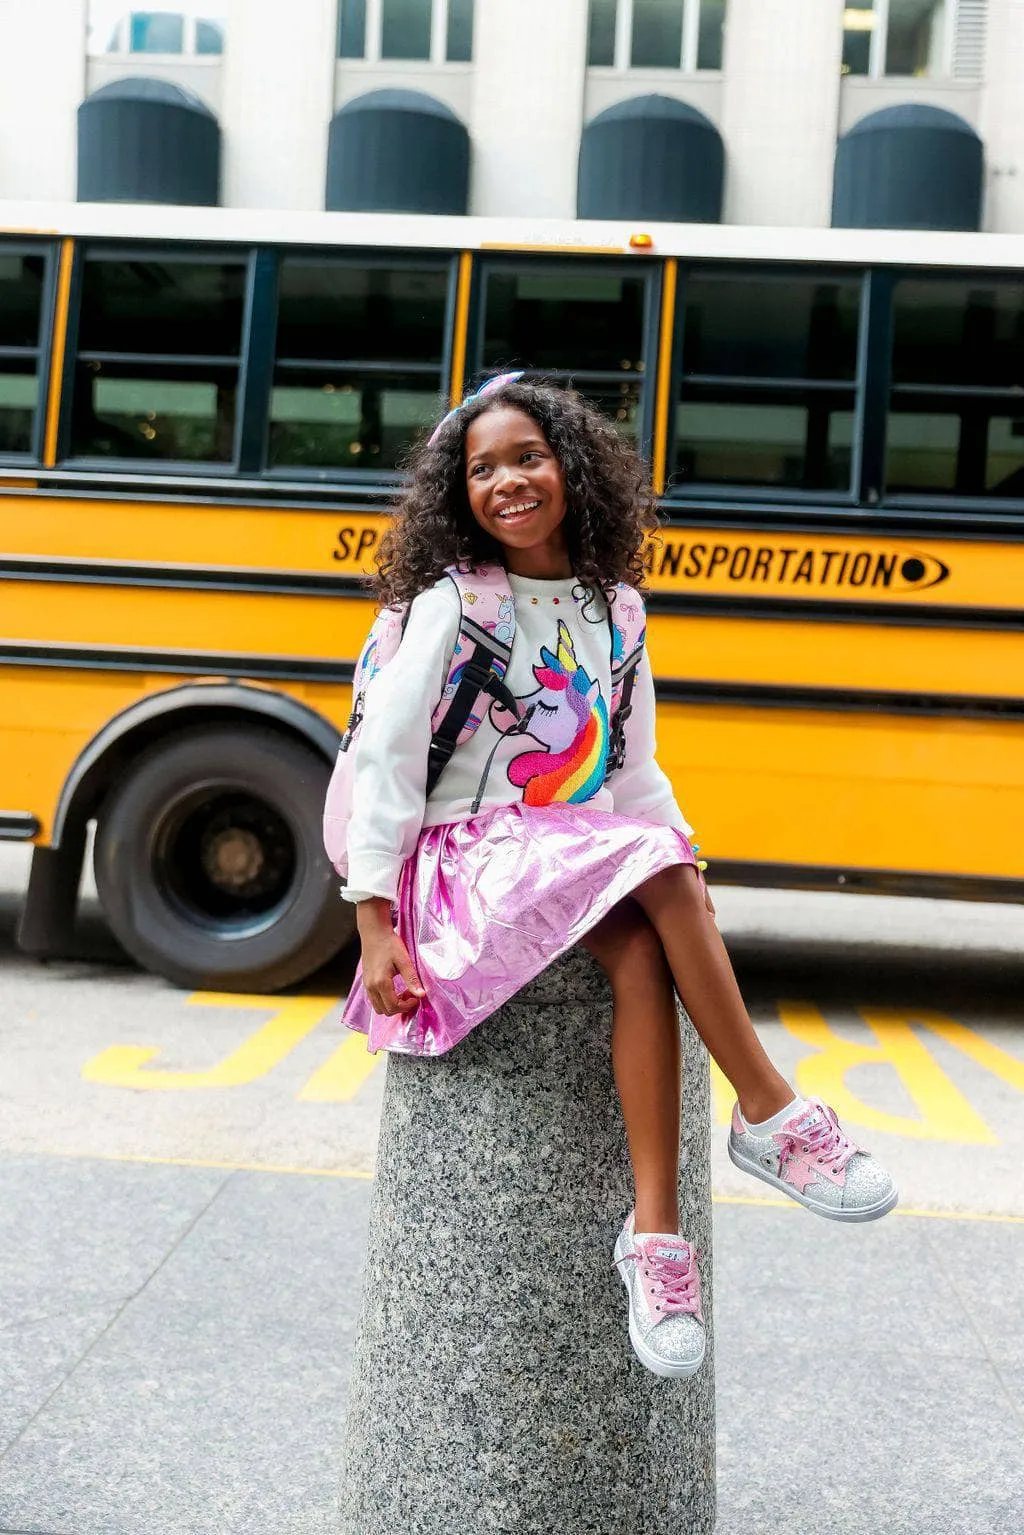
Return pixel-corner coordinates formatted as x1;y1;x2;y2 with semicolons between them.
339;947;716;1535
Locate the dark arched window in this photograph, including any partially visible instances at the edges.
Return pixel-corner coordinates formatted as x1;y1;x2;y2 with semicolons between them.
77;78;220;205
578;95;724;222
832;105;983;231
326;90;470;215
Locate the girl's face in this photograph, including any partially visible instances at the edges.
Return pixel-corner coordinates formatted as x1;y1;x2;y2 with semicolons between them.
464;406;571;579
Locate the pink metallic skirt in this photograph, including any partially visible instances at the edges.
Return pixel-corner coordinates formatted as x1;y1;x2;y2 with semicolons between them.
342;803;697;1057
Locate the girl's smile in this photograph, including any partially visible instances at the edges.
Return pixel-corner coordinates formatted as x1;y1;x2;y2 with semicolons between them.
464;406;571;578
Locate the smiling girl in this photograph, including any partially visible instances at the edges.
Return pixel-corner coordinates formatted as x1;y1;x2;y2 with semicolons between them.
336;376;897;1380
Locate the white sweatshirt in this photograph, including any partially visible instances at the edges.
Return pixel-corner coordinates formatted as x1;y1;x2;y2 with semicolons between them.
342;570;692;903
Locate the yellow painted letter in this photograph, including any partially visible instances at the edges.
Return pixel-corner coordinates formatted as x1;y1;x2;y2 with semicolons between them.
780;1001;994;1144
82;994;337;1091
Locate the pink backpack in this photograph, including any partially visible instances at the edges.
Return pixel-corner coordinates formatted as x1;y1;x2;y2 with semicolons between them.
323;563;647;878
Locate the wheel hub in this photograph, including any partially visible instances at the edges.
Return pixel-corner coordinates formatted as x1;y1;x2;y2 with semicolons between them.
200;826;266;891
154;789;297;929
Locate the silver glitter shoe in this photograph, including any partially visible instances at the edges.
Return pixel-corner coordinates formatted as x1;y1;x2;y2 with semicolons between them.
613;1213;706;1379
728;1097;898;1222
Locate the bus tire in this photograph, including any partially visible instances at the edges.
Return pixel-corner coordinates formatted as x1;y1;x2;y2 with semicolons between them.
93;723;353;992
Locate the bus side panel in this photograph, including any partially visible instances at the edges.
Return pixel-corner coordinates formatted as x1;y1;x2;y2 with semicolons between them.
0;667;352;844
656;702;1024;883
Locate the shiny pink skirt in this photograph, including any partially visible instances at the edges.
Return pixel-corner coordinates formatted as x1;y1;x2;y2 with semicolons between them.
342;803;697;1057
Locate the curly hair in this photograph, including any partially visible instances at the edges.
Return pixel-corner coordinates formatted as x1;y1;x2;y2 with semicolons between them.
371;380;658;609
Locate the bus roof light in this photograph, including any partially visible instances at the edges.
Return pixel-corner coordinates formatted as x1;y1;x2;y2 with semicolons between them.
629;232;655;250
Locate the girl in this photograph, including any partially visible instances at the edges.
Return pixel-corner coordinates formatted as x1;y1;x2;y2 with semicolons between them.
338;375;897;1382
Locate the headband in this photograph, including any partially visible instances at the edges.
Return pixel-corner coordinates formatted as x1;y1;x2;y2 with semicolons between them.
427;371;525;448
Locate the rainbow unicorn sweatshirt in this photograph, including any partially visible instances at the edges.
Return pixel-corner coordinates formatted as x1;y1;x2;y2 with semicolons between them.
344;570;692;904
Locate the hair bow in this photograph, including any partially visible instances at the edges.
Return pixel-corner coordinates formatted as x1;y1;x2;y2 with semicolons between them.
427;371;525;448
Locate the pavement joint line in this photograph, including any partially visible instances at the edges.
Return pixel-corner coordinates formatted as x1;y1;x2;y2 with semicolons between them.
0;1167;235;1469
10;1149;1024;1224
922;1223;1024;1433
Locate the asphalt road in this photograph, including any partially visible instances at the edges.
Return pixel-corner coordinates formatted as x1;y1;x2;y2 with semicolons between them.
0;842;1022;1534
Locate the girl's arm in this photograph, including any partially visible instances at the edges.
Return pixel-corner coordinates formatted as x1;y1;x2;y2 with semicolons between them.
342;580;462;904
608;649;694;834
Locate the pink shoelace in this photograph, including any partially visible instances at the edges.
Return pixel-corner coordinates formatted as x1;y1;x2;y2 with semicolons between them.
619;1241;702;1319
779;1099;858;1178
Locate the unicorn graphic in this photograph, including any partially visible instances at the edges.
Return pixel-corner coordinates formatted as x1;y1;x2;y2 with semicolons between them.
506;621;608;805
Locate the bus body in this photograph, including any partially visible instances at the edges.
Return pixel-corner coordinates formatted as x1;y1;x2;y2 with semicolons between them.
0;202;1021;991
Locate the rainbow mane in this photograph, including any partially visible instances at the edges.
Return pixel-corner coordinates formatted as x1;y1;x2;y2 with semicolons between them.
508;622;608;804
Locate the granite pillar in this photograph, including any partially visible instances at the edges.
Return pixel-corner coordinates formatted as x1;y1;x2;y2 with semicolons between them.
339;946;716;1534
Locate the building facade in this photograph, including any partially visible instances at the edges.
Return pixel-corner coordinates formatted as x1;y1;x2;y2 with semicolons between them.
0;0;1022;230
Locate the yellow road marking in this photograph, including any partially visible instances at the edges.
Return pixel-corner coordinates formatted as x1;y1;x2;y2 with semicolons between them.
298;1033;382;1102
710;1058;733;1126
916;1012;1024;1095
782;1001;996;1144
79;993;1021;1138
82;995;338;1091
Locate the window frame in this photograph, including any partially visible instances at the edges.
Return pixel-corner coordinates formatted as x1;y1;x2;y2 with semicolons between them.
338;0;474;64
59;242;252;475
259;246;460;484
470;254;663;465
90;9;226;59
0;241;58;467
658;257;1024;523
841;0;956;81
882;265;1024;513
586;0;724;73
664;261;868;506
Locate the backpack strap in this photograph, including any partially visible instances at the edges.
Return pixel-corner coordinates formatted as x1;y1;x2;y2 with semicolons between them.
425;564;519;797
607;584;647;775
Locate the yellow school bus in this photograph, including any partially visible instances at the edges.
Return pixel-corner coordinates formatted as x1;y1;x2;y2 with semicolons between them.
1;202;1022;991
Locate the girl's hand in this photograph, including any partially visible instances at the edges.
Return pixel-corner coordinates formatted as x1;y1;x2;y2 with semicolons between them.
356;899;426;1016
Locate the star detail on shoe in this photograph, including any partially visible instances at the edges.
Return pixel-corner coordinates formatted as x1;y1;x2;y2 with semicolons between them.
780;1152;819;1195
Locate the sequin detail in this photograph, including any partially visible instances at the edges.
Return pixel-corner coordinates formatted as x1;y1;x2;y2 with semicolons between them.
728;1098;898;1222
613;1213;705;1378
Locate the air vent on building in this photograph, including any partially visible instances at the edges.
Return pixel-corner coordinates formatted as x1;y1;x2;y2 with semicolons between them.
953;0;987;81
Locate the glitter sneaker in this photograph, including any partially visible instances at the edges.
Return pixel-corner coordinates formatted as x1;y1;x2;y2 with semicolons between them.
728;1097;898;1222
612;1212;705;1379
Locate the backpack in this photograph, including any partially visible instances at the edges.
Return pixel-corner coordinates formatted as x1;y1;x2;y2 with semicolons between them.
323;563;647;878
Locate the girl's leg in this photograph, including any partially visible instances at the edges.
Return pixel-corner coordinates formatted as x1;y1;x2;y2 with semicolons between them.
631;866;793;1126
582;899;683;1235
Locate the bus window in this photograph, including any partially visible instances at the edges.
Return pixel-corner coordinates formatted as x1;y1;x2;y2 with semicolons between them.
478;264;648;439
672;269;861;492
69;254;246;465
268;257;450;472
888;278;1024;499
0;249;48;458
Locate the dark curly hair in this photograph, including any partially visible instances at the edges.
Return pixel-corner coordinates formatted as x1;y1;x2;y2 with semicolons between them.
372;380;658;609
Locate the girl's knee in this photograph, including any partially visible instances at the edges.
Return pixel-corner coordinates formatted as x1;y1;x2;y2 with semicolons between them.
636;863;704;911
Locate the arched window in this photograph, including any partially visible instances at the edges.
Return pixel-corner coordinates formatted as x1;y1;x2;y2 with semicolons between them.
586;0;725;71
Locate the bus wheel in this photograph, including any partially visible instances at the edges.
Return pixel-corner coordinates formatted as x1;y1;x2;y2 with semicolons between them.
93;724;353;992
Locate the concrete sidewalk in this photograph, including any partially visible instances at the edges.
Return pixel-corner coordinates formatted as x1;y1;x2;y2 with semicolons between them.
0;1155;1019;1535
